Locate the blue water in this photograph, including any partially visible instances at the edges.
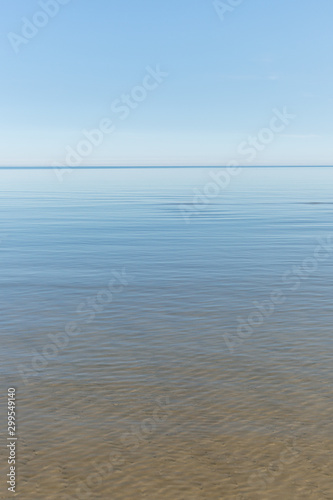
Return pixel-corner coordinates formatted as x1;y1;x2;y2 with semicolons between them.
1;167;333;499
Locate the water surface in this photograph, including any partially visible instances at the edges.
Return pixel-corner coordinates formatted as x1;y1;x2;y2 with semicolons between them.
1;167;333;499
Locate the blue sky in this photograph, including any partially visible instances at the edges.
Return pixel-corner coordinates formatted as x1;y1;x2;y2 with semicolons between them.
1;0;332;166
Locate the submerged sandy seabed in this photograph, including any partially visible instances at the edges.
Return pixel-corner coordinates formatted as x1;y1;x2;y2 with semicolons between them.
2;374;332;500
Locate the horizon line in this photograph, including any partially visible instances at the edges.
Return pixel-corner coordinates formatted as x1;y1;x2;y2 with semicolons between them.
0;165;333;170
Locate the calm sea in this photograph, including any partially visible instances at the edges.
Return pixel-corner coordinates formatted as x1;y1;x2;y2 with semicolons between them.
1;167;333;499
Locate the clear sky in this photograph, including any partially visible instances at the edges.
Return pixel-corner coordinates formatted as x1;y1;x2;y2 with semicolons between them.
1;0;332;167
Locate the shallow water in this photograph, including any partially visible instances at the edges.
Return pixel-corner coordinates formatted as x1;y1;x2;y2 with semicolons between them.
1;167;333;499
